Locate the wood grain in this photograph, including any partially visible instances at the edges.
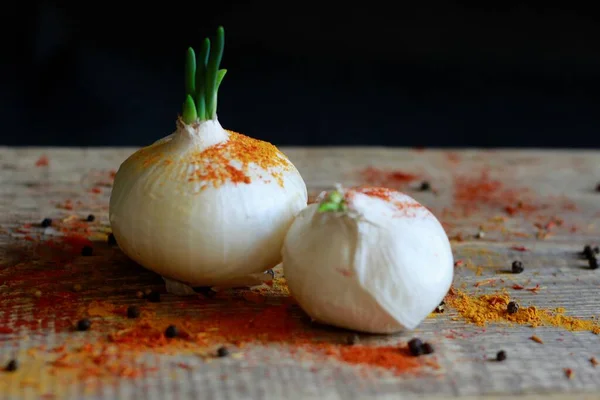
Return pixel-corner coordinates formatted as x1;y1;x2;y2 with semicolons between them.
1;147;600;400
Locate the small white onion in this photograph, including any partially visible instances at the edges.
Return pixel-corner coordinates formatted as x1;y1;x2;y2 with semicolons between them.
282;186;453;334
110;119;307;286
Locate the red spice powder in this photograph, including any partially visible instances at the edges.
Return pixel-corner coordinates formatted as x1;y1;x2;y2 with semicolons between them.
35;155;49;167
453;171;539;216
355;186;395;201
510;246;529;252
43;300;429;379
336;345;421;374
353;186;426;216
445;153;460;164
129;130;290;189
187;130;290;188
360;167;419;189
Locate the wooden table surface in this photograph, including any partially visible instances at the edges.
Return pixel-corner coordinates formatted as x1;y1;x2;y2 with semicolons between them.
1;147;600;400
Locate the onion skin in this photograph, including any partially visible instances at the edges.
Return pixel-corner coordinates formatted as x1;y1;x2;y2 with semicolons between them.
282;187;453;334
110;120;307;286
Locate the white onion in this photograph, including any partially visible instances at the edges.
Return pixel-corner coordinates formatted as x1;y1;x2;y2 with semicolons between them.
110;119;307;286
109;27;307;288
282;186;453;334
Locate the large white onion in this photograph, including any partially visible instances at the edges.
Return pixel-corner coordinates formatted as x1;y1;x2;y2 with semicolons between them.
110;119;307;286
282;186;453;333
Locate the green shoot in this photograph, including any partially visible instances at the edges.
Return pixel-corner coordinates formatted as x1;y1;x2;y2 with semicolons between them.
181;28;226;124
318;191;348;213
205;26;225;119
182;95;198;124
185;47;196;97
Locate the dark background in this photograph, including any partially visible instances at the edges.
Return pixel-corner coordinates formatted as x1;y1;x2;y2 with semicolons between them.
2;2;599;147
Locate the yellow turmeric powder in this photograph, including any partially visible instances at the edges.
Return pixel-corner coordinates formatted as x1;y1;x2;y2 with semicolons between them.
445;288;600;334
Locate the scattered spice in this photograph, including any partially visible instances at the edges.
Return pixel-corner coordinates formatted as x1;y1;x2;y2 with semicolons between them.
108;233;117;245
41;218;52;228
590;357;598;367
475;231;485;239
73;284;82;292
453;171;533;216
177;130;291;188
34;290;42;298
165;325;178;338
76;319;91;331
564;368;574;379
419;181;431;191
596;183;600;192
446;289;600;334
507;301;519;314
5;359;18;372
81;246;93;256
511;261;524;274
422;343;434;355
86;214;95;222
135;291;144;299
147;291;161;303
530;335;544;344
337;346;422;374
35;155;49;167
510;245;529;252
127;306;141;319
345;334;359;345
360;167;419;189
217;346;230;358
408;338;424;356
496;350;507;361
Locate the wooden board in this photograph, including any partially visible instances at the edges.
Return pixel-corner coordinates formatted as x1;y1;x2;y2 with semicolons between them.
1;147;600;400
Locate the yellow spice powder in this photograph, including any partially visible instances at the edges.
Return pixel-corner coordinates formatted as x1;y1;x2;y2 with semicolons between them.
446;289;600;334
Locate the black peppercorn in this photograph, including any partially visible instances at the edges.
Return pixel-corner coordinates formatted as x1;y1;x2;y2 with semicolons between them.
217;346;229;357
86;214;95;222
107;233;117;246
165;325;178;338
422;343;434;355
81;246;93;256
127;306;140;319
507;301;519;314
41;218;52;228
408;338;424;356
346;334;359;345
419;181;431;191
496;350;507;361
5;359;18;372
511;261;524;274
596;183;600;192
77;318;91;331
583;245;595;260
147;291;161;303
435;302;445;313
590;256;598;270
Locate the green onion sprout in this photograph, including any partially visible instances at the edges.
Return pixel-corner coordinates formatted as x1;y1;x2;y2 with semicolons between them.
318;191;348;213
182;27;226;124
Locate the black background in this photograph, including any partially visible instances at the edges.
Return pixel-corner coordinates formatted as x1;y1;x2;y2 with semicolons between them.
2;2;599;147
